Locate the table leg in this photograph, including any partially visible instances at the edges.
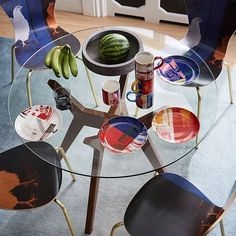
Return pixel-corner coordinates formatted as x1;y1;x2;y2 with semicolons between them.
83;136;104;234
119;74;129;115
138;112;166;173
61;117;84;152
119;74;128;96
85;174;100;233
142;138;166;174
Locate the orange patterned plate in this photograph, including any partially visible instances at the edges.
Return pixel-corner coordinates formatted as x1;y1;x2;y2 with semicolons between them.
152;107;200;143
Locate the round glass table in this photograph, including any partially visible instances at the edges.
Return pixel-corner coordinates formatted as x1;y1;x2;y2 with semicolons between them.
8;26;218;178
8;26;218;234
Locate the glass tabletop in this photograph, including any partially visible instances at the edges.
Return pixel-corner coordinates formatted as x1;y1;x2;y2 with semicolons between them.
8;26;218;178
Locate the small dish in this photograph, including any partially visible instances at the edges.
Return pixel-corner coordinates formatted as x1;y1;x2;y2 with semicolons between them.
152;107;200;143
157;55;200;85
15;105;62;141
99;116;148;153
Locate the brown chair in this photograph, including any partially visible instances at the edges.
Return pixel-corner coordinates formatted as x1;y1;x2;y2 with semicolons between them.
110;173;236;236
0;142;76;235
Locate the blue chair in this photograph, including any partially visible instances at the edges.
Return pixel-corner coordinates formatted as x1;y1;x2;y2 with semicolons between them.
176;0;236;146
182;0;236;79
181;0;236;101
110;173;236;236
0;142;76;235
0;0;97;107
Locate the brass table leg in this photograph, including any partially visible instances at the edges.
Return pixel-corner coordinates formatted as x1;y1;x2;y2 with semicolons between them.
26;69;33;107
11;45;15;84
224;61;234;104
195;87;202;149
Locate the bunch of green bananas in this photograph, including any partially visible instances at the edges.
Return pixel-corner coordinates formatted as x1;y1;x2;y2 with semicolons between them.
45;44;78;79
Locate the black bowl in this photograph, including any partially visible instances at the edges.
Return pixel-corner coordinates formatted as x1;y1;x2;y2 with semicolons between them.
82;28;143;76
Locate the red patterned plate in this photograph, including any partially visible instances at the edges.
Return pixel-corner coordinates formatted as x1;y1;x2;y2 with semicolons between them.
152;107;200;143
99;116;148;153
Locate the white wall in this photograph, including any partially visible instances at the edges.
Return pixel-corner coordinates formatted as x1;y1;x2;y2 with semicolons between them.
55;0;82;13
55;0;188;24
106;0;188;24
82;0;107;17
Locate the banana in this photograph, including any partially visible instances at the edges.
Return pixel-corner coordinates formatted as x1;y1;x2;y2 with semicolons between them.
51;47;62;78
45;46;61;68
69;52;78;77
61;50;70;79
58;51;65;75
45;44;77;80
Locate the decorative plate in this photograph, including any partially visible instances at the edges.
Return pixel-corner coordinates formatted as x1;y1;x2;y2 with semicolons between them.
15;105;62;141
99;116;148;153
157;55;200;85
152;107;200;144
82;28;143;76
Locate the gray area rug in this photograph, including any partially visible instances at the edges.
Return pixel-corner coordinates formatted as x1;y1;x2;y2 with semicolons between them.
0;37;235;236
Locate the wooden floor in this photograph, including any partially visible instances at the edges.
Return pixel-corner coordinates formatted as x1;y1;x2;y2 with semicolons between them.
0;9;235;66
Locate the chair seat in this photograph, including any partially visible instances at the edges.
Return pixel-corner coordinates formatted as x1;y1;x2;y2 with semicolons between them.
15;27;81;70
124;173;224;236
0;142;62;210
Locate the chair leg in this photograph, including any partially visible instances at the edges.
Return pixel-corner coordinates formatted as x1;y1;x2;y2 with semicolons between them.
54;199;76;236
11;45;15;84
110;221;124;236
219;220;225;236
134;106;139;117
76;56;99;107
56;147;77;181
195;87;202;149
26;69;33;107
224;61;234;104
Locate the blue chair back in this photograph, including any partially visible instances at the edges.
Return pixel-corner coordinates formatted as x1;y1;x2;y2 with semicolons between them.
183;0;236;78
0;0;80;69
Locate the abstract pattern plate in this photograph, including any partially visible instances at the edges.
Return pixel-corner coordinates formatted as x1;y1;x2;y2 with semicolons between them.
15;105;62;141
152;107;200;143
99;116;148;153
157;55;200;85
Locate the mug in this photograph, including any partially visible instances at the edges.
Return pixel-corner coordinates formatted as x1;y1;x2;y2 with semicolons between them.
102;80;120;106
131;78;154;95
126;51;163;109
126;92;153;109
53;87;71;111
135;51;164;81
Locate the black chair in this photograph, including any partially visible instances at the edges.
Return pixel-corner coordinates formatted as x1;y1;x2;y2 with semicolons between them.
0;142;76;235
110;173;236;236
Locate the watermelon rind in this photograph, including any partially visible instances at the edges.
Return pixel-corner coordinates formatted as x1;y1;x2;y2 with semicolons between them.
99;33;130;64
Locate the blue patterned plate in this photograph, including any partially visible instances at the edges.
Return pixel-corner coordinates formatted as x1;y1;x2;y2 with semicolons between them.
157;55;200;85
99;116;148;153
